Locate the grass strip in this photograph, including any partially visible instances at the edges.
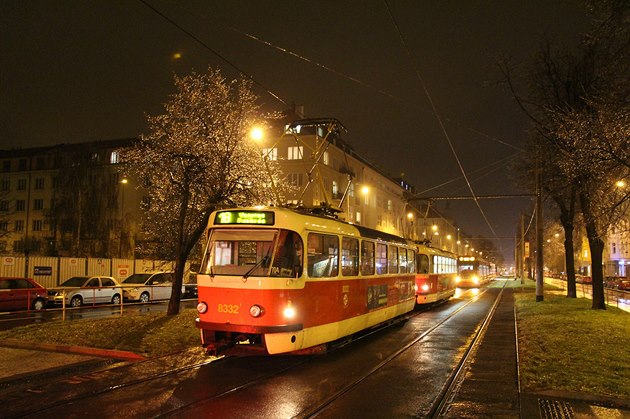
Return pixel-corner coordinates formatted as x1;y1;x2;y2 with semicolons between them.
515;291;630;399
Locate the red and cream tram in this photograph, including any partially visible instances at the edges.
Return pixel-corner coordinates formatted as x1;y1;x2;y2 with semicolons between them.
456;256;493;287
414;245;457;304
195;207;417;355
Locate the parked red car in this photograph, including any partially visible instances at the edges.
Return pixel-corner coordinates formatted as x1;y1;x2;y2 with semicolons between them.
0;277;48;311
617;279;630;291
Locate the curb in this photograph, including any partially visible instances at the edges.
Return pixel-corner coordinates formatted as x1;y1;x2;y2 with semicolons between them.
0;339;146;361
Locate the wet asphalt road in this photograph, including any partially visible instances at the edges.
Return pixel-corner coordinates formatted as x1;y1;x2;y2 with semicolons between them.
1;287;503;418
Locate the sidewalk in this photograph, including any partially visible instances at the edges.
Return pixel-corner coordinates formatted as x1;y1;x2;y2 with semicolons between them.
448;281;630;419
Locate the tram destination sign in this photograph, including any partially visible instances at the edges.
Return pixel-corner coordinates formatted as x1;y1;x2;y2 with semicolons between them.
215;210;275;225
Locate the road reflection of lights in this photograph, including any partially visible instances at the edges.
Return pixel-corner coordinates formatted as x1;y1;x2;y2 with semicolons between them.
471;288;480;296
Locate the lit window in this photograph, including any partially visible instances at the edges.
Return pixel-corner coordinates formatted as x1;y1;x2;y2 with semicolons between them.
262;148;277;161
323;151;329;165
332;180;338;197
110;151;120;164
288;146;303;160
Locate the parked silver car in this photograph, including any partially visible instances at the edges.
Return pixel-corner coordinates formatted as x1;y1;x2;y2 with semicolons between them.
48;276;122;307
121;272;184;303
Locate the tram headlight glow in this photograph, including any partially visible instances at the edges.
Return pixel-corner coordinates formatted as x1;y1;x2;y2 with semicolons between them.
473;276;480;285
197;302;208;314
455;276;461;283
421;284;430;292
250;304;263;318
283;305;296;319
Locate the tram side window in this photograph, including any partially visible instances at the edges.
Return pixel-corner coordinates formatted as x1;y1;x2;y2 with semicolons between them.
361;241;375;275
388;246;398;273
417;254;430;274
307;233;339;278
342;237;359;276
271;230;303;278
399;248;408;273
375;243;387;275
408;249;416;273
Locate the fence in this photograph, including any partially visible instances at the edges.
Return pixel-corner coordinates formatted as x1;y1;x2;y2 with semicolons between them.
544;277;630;313
0;256;178;288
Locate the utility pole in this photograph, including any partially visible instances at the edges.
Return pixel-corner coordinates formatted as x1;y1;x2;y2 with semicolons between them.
520;213;525;285
535;159;544;301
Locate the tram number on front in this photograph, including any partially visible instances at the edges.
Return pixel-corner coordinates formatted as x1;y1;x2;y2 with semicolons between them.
217;304;240;314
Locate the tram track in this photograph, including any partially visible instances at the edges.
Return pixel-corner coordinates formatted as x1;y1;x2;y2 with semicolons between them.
4;287;502;418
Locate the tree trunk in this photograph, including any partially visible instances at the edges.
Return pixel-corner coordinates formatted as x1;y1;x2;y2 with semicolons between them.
579;191;606;310
563;234;577;298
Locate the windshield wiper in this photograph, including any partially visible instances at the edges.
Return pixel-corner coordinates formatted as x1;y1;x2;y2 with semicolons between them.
243;255;270;279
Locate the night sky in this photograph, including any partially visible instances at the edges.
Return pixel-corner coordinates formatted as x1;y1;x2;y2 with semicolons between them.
0;1;590;263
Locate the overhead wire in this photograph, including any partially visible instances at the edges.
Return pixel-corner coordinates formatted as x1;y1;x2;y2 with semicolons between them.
155;0;523;157
383;0;500;244
138;0;288;107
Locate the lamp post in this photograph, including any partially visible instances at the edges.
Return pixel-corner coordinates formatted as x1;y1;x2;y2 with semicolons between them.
250;127;281;203
119;178;128;258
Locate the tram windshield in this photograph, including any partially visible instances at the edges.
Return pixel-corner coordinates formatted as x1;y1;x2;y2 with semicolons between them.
201;228;303;278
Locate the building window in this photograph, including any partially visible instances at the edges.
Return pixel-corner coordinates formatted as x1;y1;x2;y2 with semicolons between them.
0;221;7;231
52;177;59;188
35;157;45;170
287;173;304;187
0;241;6;252
612;243;617;254
14;220;24;231
16;200;26;211
356;211;361;223
18;159;27;171
332;180;338;198
110;151;120;164
387;199;393;211
13;241;24;252
262;148;277;161
2;161;10;172
1;179;9;191
323;151;329;165
33;199;44;210
0;201;8;212
32;220;43;231
17;179;27;190
34;177;45;189
287;146;303;160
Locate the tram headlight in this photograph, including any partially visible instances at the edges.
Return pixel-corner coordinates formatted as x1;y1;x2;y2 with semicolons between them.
250;304;264;318
455;276;461;283
197;302;208;314
421;284;430;292
473;276;479;285
283;305;296;319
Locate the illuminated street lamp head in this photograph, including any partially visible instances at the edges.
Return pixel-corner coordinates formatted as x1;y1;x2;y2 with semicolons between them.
407;212;413;220
361;185;369;195
432;224;438;232
121;178;128;184
616;180;626;188
250;127;264;142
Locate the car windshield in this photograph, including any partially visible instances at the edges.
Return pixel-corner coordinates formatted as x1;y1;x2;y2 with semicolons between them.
60;277;89;287
122;274;152;284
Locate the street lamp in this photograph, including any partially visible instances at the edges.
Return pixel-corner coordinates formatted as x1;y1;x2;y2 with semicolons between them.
119;178;128;258
407;212;414;239
249;127;280;203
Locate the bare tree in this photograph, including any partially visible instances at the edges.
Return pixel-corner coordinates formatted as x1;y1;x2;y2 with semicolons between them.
125;67;283;315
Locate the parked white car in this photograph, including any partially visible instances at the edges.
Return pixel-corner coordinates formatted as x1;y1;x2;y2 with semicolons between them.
48;276;122;307
121;272;184;303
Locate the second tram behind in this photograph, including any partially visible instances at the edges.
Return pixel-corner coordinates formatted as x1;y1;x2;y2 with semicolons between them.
456;256;494;287
195;206;457;355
